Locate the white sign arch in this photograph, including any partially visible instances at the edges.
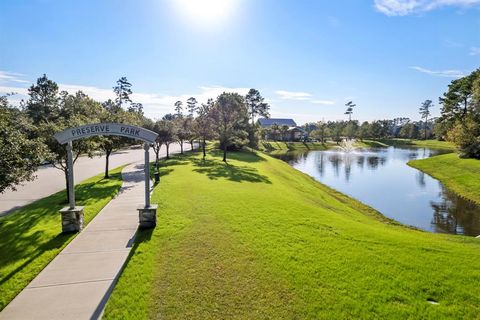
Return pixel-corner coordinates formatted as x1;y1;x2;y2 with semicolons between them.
54;123;158;231
54;123;157;144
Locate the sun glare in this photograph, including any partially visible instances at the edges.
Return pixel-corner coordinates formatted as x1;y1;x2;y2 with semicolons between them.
172;0;240;26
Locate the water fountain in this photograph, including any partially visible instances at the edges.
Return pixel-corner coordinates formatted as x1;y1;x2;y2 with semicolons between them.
339;139;356;152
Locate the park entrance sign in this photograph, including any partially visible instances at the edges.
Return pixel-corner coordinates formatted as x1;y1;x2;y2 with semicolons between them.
54;123;159;232
54;123;158;145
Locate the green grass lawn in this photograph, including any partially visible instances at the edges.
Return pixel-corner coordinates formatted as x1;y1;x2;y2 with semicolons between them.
103;150;480;319
0;166;124;310
360;138;455;150
409;153;480;205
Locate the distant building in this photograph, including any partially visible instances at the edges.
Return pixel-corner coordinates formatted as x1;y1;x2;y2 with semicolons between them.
258;118;297;127
257;118;306;141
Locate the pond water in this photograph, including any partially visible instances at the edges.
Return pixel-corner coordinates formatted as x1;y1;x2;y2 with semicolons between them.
278;147;480;236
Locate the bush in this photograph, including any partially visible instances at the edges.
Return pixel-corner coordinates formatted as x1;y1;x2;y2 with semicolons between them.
447;117;480;159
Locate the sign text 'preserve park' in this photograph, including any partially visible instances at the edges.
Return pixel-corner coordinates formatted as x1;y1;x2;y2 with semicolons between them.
54;123;158;144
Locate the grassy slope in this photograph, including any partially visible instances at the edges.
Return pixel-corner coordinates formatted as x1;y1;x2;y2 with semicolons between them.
0;166;124;310
409;153;480;204
258;141;329;155
104;151;480;319
360;139;455;150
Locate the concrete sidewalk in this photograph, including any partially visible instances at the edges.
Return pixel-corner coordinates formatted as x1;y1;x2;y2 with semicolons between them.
0;163;147;320
0;143;189;216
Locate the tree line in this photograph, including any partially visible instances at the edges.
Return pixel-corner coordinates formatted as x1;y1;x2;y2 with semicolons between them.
302;117;436;143
0;75;270;196
303;67;480;160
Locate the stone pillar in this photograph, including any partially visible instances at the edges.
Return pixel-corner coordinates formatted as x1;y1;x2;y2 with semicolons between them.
60;206;85;233
138;204;158;229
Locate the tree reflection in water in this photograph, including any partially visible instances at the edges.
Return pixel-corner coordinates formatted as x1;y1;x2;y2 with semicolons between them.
431;186;480;236
276;146;480;237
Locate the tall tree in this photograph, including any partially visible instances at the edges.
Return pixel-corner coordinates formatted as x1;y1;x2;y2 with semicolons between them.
211;92;249;162
194;99;215;159
440;70;479;122
245;89;270;147
358;121;371;141
312;121;327;143
155;120;177;159
175;116;189;154
38;91;102;202
0;95;47;193
186;97;198;116
113;77;132;108
101;78;142;178
24;75;101;200
99;99;138;178
245;89;270;125
25;74;60;124
344;101;355;121
128;102;143;116
184;117;197;151
440;69;480;158
419;100;433;140
344;121;359;139
174;100;183;116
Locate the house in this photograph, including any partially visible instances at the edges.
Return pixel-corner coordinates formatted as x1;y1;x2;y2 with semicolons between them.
257;118;306;141
258;118;297;128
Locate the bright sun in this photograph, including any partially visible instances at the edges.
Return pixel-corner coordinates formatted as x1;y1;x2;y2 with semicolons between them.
172;0;240;26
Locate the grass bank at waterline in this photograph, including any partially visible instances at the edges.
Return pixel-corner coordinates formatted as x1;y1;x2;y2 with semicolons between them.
258;141;329;154
409;153;480;205
0;167;124;310
104;151;480;319
359;138;455;150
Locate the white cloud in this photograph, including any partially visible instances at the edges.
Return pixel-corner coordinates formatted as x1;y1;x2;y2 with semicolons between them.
56;84;251;119
311;100;335;105
275;90;312;101
0;79;251;120
374;0;480;16
0;71;30;84
409;66;465;77
470;47;480;55
275;90;336;107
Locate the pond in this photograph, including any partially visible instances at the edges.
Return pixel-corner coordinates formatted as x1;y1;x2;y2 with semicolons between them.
277;147;480;236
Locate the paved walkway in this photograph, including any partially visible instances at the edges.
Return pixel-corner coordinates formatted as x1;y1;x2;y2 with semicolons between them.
0;163;146;320
0;143;189;216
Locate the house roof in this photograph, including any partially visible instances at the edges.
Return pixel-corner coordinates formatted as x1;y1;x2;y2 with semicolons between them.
258;118;297;127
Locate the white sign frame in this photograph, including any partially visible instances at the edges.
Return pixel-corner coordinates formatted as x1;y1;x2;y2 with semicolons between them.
54;123;158;145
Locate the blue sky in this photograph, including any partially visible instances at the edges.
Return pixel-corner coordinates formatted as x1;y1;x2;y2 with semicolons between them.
0;0;479;124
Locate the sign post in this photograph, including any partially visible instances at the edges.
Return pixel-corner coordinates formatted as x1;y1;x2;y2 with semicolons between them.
67;141;75;209
54;123;159;233
138;142;158;228
59;141;84;233
144;143;150;207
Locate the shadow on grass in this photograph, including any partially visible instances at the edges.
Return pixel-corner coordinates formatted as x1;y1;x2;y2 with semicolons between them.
192;158;271;184
208;149;267;164
0;233;71;287
151;158;190;180
150;150;270;183
0;171;122;301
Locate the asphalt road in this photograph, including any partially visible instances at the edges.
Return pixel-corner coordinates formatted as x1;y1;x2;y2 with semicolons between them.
0;143;191;216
